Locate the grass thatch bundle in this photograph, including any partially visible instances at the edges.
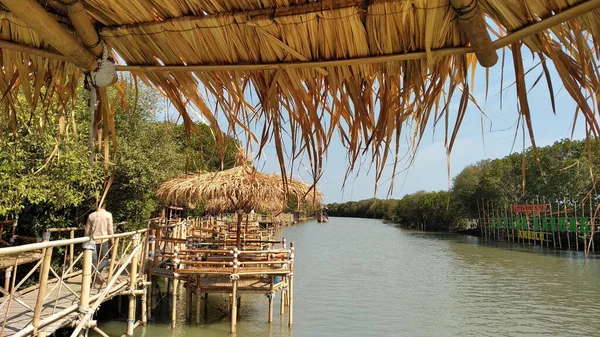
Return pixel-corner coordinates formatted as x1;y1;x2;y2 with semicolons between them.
157;165;322;212
1;0;600;189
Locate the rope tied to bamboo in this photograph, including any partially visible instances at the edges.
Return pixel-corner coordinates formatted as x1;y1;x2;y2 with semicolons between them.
450;0;479;20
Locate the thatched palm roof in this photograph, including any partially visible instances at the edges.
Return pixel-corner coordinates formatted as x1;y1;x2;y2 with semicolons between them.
1;0;600;183
157;165;322;212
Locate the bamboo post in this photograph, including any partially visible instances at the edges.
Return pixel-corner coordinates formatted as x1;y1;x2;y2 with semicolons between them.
268;277;274;323
147;231;155;320
4;267;12;292
231;277;238;333
280;287;285;316
141;285;148;326
449;0;498;67
78;241;95;337
563;197;571;250
127;234;140;337
476;198;482;238
69;230;75;271
288;242;294;327
107;237;120;285
32;247;53;334
171;278;179;329
236;209;244;250
230;247;239;333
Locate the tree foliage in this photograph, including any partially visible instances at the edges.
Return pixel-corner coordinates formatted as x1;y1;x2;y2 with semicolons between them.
327;139;599;232
0;80;238;237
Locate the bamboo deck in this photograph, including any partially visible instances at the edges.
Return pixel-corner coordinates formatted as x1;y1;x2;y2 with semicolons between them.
0;272;129;336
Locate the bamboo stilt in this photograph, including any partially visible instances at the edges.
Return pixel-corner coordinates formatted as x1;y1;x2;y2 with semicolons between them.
107;238;119;285
4;267;12;292
171;278;179;329
32;247;53;335
127;234;140;337
280;288;285;315
288;242;294;327
141;286;148;326
231;279;238;333
77;241;94;337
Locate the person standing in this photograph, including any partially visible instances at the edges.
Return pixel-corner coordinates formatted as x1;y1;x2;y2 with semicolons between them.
85;204;114;283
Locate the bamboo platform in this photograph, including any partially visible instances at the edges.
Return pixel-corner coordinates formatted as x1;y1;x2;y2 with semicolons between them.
0;272;129;336
148;217;295;332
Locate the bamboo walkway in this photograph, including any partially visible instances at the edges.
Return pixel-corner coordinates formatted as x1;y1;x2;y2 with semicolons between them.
0;272;129;336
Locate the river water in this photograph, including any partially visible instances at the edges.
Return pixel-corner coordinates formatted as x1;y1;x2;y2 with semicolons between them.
97;217;600;337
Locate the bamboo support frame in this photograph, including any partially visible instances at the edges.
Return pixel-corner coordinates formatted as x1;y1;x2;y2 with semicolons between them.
32;247;53;334
126;234;140;337
450;0;498;67
0;0;97;71
171;278;178;329
77;241;94;337
288;242;294;327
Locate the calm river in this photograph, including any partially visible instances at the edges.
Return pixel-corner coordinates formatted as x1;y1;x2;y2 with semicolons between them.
97;217;600;336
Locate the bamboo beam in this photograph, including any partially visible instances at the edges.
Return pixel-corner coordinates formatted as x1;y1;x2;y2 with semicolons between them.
113;0;600;73
62;0;104;57
0;0;97;71
450;0;497;67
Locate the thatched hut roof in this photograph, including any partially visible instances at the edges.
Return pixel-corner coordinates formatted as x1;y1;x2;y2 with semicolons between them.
1;0;600;183
157;165;322;212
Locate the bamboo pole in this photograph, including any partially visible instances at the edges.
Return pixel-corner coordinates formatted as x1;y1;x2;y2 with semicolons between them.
450;0;497;67
0;0;97;71
4;267;11;292
280;287;285;316
32;247;53;335
230;277;238;333
288;242;294;327
554;201;562;249
107;238;120;285
171;278;179;329
69;230;75;270
268;277;274;323
63;0;104;57
564;197;572;250
127;234;140;337
78;241;94;337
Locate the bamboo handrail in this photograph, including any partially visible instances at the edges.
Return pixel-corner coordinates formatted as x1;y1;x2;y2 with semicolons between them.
0;229;148;255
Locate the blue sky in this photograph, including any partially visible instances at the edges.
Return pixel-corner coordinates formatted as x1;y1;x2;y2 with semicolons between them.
256;53;587;203
163;50;588;203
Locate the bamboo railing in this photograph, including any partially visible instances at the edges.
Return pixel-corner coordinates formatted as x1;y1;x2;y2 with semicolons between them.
0;228;149;337
148;217;295;333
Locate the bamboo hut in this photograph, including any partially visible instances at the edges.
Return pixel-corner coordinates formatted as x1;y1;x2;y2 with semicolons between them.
157;164;322;247
0;0;599;184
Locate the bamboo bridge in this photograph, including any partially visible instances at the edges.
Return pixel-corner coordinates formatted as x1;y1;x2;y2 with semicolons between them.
0;213;296;336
